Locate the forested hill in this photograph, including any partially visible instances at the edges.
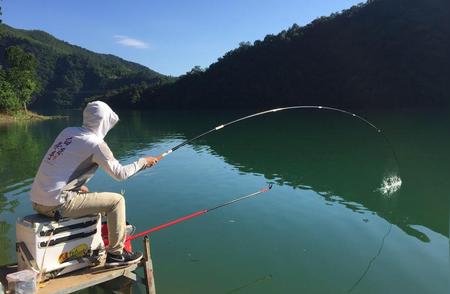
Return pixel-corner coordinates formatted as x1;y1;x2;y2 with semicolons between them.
138;0;450;109
0;24;172;108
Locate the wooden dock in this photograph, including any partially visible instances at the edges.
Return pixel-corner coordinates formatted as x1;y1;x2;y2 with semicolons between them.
0;236;156;294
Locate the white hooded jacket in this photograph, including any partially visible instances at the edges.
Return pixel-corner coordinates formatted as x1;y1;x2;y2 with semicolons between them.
30;101;147;206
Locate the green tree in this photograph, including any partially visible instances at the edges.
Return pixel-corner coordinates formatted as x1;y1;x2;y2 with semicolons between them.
187;65;204;75
4;46;40;111
0;69;21;111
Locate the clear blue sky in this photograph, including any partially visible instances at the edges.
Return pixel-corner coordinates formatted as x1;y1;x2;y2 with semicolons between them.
3;0;362;76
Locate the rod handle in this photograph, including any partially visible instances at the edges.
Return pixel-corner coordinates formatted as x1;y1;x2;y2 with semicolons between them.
156;149;173;161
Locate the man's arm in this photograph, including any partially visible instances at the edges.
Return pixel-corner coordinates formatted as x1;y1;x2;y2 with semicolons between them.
93;142;158;181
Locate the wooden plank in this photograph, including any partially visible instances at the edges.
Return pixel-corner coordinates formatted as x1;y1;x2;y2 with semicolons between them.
37;263;138;294
2;242;156;294
98;276;134;294
143;236;156;294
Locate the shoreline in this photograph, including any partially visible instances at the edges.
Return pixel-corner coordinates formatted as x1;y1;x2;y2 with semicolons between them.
0;111;65;124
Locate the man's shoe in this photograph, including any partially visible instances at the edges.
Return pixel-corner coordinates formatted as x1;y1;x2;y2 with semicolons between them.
105;250;143;267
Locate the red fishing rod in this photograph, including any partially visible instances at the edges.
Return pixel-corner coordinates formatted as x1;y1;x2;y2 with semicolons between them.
127;184;273;241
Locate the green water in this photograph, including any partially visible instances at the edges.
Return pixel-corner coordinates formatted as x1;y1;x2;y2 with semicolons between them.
0;109;448;293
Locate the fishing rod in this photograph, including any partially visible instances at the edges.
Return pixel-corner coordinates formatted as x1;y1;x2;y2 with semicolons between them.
152;106;400;169
127;184;273;241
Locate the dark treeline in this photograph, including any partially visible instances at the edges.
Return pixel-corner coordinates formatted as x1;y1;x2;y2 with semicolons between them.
0;24;173;109
137;0;449;110
1;0;449;110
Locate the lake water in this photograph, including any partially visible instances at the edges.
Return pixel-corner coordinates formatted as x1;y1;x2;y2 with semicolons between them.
0;109;448;293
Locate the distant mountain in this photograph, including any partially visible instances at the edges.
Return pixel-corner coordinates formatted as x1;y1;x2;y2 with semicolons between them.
140;0;450;109
0;24;173;108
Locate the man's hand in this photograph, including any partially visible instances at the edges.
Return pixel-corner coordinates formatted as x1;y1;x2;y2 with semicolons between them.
144;156;158;168
80;185;89;193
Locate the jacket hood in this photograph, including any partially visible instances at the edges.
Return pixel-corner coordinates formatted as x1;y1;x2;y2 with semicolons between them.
82;101;119;139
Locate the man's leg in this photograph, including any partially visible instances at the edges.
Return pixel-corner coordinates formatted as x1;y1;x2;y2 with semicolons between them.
60;192;126;255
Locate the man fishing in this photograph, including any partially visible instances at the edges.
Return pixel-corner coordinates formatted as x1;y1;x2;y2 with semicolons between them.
30;101;158;267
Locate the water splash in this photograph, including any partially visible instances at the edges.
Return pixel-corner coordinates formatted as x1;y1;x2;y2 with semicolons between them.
378;175;402;196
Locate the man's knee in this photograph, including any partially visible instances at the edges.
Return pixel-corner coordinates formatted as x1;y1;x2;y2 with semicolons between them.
109;193;125;210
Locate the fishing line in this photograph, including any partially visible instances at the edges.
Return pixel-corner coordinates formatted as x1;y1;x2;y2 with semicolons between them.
347;222;393;292
225;274;273;294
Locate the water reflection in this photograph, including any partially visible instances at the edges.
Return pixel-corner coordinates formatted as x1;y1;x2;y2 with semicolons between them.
1;109;447;241
0;109;447;293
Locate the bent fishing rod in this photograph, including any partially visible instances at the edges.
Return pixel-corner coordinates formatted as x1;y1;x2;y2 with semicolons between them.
128;184;272;241
151;106;400;169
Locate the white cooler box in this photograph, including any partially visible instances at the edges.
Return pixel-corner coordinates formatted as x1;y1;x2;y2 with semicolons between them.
16;214;104;278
